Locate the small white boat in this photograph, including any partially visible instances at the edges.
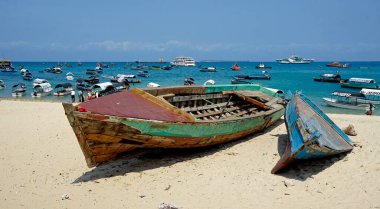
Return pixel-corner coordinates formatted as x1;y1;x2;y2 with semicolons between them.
323;91;373;110
147;82;160;88
31;82;53;97
323;97;370;110
66;72;74;81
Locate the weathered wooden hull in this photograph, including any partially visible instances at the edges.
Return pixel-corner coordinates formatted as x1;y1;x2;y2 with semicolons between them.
63;84;285;168
271;93;353;174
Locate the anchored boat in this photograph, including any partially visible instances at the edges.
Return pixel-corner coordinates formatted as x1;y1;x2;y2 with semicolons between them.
63;84;285;168
272;93;353;173
340;78;379;89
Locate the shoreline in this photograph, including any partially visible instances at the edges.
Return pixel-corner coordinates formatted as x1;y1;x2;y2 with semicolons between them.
0;100;379;209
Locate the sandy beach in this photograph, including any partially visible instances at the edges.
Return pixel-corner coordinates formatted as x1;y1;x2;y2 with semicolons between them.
0;99;379;209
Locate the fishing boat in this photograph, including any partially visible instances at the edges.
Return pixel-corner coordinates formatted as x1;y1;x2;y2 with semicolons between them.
66;72;74;81
199;66;217;72
340;78;379;89
360;88;380;105
31;82;53;97
32;78;49;87
271;93;353;173
0;60;15;72
54;83;74;96
255;63;272;69
170;57;196;67
12;83;27;97
76;78;92;91
184;77;196;86
233;71;271;81
326;61;341;67
110;74;136;83
63;84;285;167
0;80;5;89
322;91;372;110
162;66;173;71
276;55;314;64
84;76;100;85
92;82;128;97
96;66;103;74
137;70;149;77
150;66;162;70
147;82;160;87
231;78;254;84
23;72;33;81
231;64;241;71
20;68;30;75
313;73;342;83
86;69;97;75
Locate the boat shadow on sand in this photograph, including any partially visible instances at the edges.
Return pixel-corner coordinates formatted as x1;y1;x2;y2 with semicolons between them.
272;133;351;181
72;118;285;183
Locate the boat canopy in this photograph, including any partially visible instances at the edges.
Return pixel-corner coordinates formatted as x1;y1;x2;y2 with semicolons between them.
12;83;26;88
33;78;49;84
332;91;364;98
66;72;74;76
54;83;73;89
360;88;380;96
33;82;51;89
348;78;375;83
117;74;136;78
322;73;339;78
92;82;113;91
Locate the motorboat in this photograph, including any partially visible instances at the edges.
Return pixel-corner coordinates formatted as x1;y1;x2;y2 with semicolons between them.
31;82;53;97
147;82;160;87
66;72;74;81
0;80;5;89
54;83;74;96
184;77;196;86
231;64;241;71
322;91;375;110
12;83;27;97
276;55;314;64
313;73;342;83
92;82;128;97
199;66;217;72
0;60;15;72
23;72;33;81
255;63;272;69
170;57;196;67
137;70;149;77
340;78;379;89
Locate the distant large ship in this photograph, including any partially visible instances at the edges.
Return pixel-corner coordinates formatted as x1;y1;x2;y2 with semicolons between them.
276;55;314;64
170;57;196;67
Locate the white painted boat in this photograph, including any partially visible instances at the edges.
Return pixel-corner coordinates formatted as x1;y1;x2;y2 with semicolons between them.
147;82;160;88
31;82;53;97
323;97;370;110
66;72;74;81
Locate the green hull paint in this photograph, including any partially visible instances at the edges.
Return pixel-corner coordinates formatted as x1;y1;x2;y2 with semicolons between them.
122;109;284;138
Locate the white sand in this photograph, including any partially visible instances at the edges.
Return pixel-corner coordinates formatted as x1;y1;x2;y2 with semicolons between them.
0;100;379;209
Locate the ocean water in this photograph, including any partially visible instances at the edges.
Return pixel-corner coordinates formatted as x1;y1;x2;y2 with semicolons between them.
1;61;380;115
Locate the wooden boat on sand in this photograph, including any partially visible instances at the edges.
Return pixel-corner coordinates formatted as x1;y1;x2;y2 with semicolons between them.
63;84;285;168
271;93;353;173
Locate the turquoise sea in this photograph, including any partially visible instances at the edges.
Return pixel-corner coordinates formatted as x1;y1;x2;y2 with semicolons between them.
1;61;380;115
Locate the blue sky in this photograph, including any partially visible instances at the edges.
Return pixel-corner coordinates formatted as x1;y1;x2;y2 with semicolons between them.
1;0;380;61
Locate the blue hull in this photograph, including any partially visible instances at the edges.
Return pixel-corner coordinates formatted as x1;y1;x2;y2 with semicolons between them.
272;93;353;173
